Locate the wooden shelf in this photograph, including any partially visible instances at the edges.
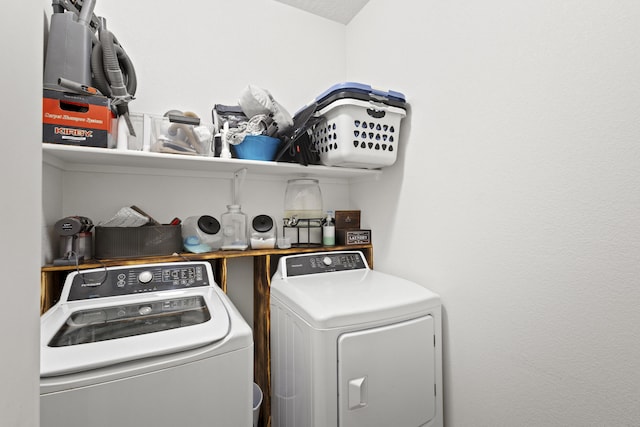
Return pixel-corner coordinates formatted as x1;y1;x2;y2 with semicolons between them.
41;243;373;427
40;244;373;310
40;244;372;271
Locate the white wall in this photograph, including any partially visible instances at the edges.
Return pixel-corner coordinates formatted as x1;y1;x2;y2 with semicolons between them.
97;0;347;120
348;0;640;425
0;2;43;426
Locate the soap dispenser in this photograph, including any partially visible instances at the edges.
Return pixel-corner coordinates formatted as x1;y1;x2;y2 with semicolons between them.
322;210;335;246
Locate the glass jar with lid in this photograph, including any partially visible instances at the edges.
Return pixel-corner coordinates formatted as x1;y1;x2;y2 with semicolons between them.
221;204;248;250
283;179;323;221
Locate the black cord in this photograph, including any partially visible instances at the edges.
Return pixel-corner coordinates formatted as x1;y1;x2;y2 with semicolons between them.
78;258;109;287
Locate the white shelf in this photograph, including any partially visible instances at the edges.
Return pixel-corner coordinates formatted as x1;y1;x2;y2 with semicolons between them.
42;144;382;180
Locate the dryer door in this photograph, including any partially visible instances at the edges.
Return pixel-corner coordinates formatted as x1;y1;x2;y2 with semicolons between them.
337;315;435;427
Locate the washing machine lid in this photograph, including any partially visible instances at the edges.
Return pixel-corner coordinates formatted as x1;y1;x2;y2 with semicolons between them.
41;262;233;377
41;287;230;377
271;268;440;329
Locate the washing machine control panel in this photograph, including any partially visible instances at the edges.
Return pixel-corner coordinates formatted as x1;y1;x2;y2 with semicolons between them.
284;252;368;277
66;262;212;301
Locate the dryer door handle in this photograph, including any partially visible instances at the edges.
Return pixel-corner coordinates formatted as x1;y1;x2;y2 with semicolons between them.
348;376;368;410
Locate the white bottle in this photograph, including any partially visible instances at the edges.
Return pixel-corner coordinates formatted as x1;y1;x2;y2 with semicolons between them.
322;211;335;246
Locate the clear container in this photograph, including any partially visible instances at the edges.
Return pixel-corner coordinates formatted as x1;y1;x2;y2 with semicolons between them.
150;115;213;156
283;179;323;220
221;205;248;250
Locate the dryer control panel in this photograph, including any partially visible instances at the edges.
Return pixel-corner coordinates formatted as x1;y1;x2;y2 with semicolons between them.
283;251;368;277
66;262;212;301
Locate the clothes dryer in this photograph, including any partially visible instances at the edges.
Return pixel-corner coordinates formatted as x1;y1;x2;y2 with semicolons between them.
40;261;253;427
270;251;443;427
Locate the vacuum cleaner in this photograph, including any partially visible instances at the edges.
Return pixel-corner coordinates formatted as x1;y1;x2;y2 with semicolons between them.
44;0;137;135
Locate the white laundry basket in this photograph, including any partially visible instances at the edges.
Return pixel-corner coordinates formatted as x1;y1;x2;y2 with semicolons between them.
307;82;407;169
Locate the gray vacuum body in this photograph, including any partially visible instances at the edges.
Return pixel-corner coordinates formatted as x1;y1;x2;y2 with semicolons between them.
43;12;93;90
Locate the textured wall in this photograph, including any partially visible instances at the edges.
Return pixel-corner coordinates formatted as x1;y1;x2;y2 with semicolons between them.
347;1;640;425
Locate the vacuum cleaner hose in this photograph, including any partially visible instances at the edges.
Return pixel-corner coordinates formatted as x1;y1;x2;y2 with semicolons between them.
91;27;137;100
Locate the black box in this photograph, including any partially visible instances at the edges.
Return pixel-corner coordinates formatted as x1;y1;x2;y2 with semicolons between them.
335;210;361;230
336;229;371;245
94;225;182;259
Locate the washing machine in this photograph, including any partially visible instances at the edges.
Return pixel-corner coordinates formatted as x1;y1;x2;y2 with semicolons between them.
40;261;253;427
270;251;443;427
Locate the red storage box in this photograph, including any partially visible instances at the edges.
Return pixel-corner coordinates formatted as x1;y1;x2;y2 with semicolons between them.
43;89;116;148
